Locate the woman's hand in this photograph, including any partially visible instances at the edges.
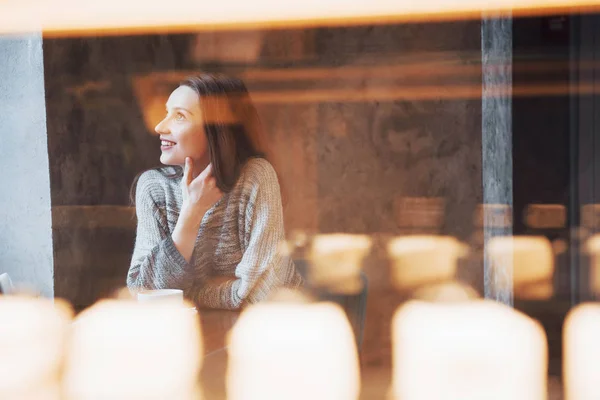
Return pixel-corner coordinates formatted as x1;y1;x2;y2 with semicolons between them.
172;157;223;262
181;157;223;220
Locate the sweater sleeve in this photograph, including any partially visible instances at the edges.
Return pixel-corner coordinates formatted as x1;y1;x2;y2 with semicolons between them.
191;160;299;310
127;171;191;292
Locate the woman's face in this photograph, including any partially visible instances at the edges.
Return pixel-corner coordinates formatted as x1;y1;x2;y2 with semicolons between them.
155;85;207;167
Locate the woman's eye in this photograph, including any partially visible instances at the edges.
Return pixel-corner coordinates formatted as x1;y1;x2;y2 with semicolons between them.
175;113;185;121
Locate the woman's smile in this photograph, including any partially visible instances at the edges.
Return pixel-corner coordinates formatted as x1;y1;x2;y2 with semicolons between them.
160;138;176;151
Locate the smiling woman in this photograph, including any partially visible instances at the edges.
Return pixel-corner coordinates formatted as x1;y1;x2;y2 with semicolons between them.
127;74;302;310
155;86;210;168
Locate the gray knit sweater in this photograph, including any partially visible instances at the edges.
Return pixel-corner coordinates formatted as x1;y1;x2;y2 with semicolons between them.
127;158;301;310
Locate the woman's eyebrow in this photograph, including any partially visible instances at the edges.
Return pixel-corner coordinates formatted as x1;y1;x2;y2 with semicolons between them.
166;106;195;116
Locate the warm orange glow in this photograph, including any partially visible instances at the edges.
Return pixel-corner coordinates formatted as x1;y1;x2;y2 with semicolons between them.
133;76;252;133
581;204;600;229
487;236;554;300
247;83;598;102
585;235;600;296
524;204;566;229
394;197;445;232
473;204;513;228
308;234;372;294
133;72;594;121
392;300;547;400
136;58;590;85
0;0;598;37
387;236;468;292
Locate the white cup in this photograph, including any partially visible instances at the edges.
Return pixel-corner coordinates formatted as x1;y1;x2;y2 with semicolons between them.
137;289;183;304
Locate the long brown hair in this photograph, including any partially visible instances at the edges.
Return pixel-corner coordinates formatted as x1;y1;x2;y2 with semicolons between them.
131;73;271;203
181;74;266;192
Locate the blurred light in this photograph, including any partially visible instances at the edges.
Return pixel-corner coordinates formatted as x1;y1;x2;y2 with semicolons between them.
387;235;468;292
63;300;202;400
130;63;597;128
585;235;600;296
487;236;554;300
0;0;598;36
265;287;312;303
136;288;184;303
308;234;372;294
227;301;360;400
524;204;566;229
552;238;568;256
411;282;480;302
288;230;310;250
191;32;265;63
392;300;547;400
473;204;513;228
394;197;445;233
581;204;600;230
0;296;72;400
564;304;600;400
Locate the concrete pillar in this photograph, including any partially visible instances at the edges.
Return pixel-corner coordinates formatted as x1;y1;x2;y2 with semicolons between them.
0;34;53;297
481;15;514;305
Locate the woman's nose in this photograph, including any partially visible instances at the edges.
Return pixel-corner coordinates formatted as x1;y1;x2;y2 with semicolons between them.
155;118;169;135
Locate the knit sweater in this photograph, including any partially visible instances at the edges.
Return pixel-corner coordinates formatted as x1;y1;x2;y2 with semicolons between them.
127;157;302;310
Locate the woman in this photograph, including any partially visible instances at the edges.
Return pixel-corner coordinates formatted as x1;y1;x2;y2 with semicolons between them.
127;74;301;310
